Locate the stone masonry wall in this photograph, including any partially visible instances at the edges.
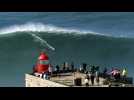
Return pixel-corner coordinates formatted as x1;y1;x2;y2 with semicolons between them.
25;74;68;87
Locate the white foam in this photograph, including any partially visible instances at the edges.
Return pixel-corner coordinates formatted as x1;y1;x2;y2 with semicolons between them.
0;22;106;36
29;33;55;51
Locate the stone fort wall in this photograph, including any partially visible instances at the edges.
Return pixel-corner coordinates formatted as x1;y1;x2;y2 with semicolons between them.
25;74;68;87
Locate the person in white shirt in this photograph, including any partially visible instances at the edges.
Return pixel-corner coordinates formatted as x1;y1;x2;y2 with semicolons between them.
48;64;53;76
84;75;89;86
95;71;100;85
84;78;89;87
122;68;127;77
122;68;127;81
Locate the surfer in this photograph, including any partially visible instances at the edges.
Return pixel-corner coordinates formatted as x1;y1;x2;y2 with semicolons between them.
29;33;55;51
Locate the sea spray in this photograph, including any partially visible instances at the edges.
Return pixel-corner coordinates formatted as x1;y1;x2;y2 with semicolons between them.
0;22;108;36
28;32;55;51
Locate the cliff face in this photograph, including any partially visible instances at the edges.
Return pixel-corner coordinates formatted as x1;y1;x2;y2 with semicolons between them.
25;74;68;87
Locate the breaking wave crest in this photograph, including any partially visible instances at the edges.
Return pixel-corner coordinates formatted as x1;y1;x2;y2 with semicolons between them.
0;22;107;36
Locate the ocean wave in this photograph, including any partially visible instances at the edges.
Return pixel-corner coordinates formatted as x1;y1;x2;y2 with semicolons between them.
0;22;107;36
29;33;55;51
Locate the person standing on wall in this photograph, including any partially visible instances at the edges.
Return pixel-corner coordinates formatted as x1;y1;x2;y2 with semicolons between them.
95;71;100;86
71;62;74;72
122;68;127;81
65;62;69;72
48;64;53;76
91;72;95;86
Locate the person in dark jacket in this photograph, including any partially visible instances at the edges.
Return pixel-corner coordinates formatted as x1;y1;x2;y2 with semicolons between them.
82;63;87;73
56;65;60;72
103;67;107;78
91;72;95;85
63;62;66;73
71;62;74;72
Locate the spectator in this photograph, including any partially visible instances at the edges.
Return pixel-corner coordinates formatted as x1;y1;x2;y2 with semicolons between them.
91;72;95;85
95;71;100;85
84;78;89;87
71;62;74;72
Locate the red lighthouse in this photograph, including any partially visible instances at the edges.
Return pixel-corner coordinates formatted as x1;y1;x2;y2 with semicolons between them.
35;52;49;74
